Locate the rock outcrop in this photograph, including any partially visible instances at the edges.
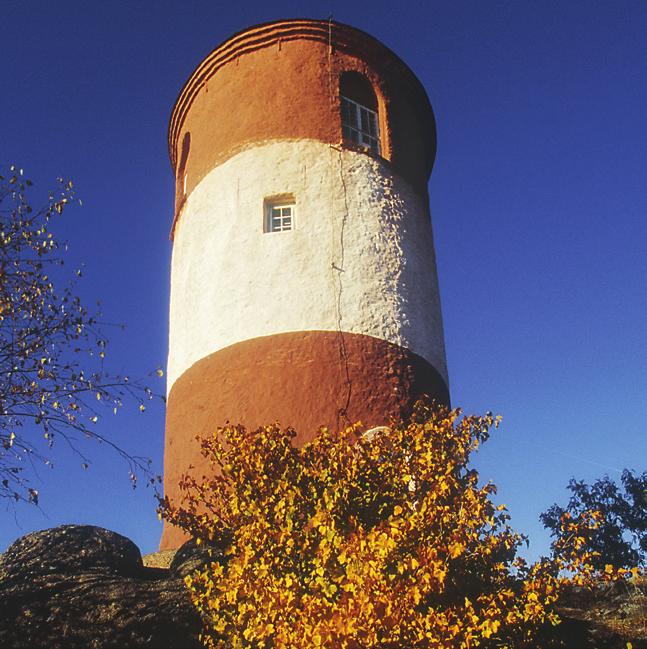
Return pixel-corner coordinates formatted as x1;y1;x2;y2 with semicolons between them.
0;525;202;649
1;524;644;648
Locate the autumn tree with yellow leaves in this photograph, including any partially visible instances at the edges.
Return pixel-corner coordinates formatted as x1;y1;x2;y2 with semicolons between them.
160;402;632;648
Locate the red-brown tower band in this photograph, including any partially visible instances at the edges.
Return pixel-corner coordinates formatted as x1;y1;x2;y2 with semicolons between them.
162;19;449;549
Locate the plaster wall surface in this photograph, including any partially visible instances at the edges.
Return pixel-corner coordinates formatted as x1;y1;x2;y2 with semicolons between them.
167;138;447;394
168;21;436;208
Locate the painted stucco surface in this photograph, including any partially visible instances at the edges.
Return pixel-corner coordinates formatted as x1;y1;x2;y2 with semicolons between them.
167;139;447;395
162;331;448;550
168;19;436;209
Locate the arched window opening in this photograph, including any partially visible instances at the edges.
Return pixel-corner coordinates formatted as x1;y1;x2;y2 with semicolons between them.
177;132;191;198
340;72;380;154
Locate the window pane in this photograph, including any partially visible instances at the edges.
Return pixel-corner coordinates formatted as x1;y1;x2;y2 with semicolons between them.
367;112;377;137
360;107;370;133
341;99;349;123
341;98;357;129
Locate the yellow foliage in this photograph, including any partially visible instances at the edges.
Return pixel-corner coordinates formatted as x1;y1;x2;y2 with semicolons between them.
160;402;617;648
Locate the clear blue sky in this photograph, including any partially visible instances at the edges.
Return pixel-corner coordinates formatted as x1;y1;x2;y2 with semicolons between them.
1;1;645;559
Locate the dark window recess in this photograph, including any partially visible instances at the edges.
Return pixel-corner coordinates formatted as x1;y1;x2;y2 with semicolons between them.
340;72;381;154
177;132;191;197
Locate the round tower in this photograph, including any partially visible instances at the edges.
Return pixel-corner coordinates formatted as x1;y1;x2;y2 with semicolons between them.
162;19;449;549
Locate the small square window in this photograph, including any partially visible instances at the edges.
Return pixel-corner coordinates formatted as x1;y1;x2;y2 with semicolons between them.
265;199;295;233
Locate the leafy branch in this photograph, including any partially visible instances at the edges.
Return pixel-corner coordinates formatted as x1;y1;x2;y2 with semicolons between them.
0;165;163;505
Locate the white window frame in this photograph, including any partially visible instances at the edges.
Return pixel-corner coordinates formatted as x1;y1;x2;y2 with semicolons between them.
341;95;381;154
265;201;295;233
